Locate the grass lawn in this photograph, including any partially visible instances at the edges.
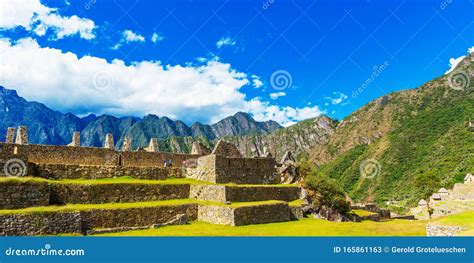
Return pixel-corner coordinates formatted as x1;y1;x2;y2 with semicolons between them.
0;176;298;188
350;209;377;217
431;211;474;236
0;199;197;215
96;218;427;236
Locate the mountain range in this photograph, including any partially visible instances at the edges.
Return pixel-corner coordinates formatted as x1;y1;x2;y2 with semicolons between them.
0;87;281;149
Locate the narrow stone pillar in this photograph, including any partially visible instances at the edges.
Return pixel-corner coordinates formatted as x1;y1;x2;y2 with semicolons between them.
147;138;159;152
104;133;114;149
122;136;132;151
15;126;28;145
5;127;15;144
69;131;81;147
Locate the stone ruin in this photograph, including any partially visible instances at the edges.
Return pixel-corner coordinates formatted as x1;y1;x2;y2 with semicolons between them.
146;138;159;152
0;127;306;235
190;141;211;155
411;174;474;220
211;139;241;157
15;126;28;145
278;151;300;184
104;133;114;149
68;131;81;147
122;136;132;152
5;127;15;144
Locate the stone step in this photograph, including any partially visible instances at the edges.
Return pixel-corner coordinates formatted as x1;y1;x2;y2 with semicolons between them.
0;199;198;236
190;184;302;203
197;201;302;226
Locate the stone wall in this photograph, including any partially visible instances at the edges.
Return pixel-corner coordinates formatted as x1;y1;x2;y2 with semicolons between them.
120;151;199;168
49;183;190;204
80;203;197;230
31;163;183;180
226;186;300;202
0;204;198;236
197;204;234;225
0;143;119;166
0;179;50;209
0;212;82;236
198;202;292;226
190;155;278;184
233;203;291;226
426;224;467;236
190;184;301;203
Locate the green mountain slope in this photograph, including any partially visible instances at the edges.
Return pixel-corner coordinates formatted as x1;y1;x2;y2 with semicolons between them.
310;55;474;207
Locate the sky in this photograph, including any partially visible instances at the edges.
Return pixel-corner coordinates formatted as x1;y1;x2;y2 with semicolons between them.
0;0;472;126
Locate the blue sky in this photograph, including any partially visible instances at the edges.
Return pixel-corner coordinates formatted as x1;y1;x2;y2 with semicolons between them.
0;0;472;126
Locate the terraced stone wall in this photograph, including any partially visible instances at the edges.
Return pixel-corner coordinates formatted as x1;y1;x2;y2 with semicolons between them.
121;151;199;168
0;212;82;236
190;184;301;203
80;204;198;230
0;180;50;209
49;183;190;204
32;163;183;180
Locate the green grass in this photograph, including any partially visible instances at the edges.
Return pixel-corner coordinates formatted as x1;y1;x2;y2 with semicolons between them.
0;199;197;215
431;211;474;236
350;209;377;217
0;176;298;188
96;218;427;236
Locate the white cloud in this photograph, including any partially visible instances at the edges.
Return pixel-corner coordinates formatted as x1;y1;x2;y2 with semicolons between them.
0;0;95;39
251;75;263;88
216;36;236;49
123;30;145;42
269;92;286;100
445;56;465;74
325;91;348;105
151;33;164;43
246;99;325;127
111;30;145;50
445;46;474;75
0;38;323;126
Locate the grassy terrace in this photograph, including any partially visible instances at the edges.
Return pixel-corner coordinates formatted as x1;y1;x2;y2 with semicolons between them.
96;218;428;236
350;209;377;217
431;211;474;236
0;199;298;215
0;176;299;187
0;199;197;214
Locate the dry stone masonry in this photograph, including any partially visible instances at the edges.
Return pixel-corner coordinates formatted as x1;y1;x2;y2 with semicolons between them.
104;133;114;149
68;131;81;147
15;126;28;145
5;127;15;144
122;136;132;151
0;127;306;235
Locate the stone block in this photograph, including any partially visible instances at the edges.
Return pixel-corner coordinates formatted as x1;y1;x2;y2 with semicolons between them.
5;127;15;144
15;126;28;145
